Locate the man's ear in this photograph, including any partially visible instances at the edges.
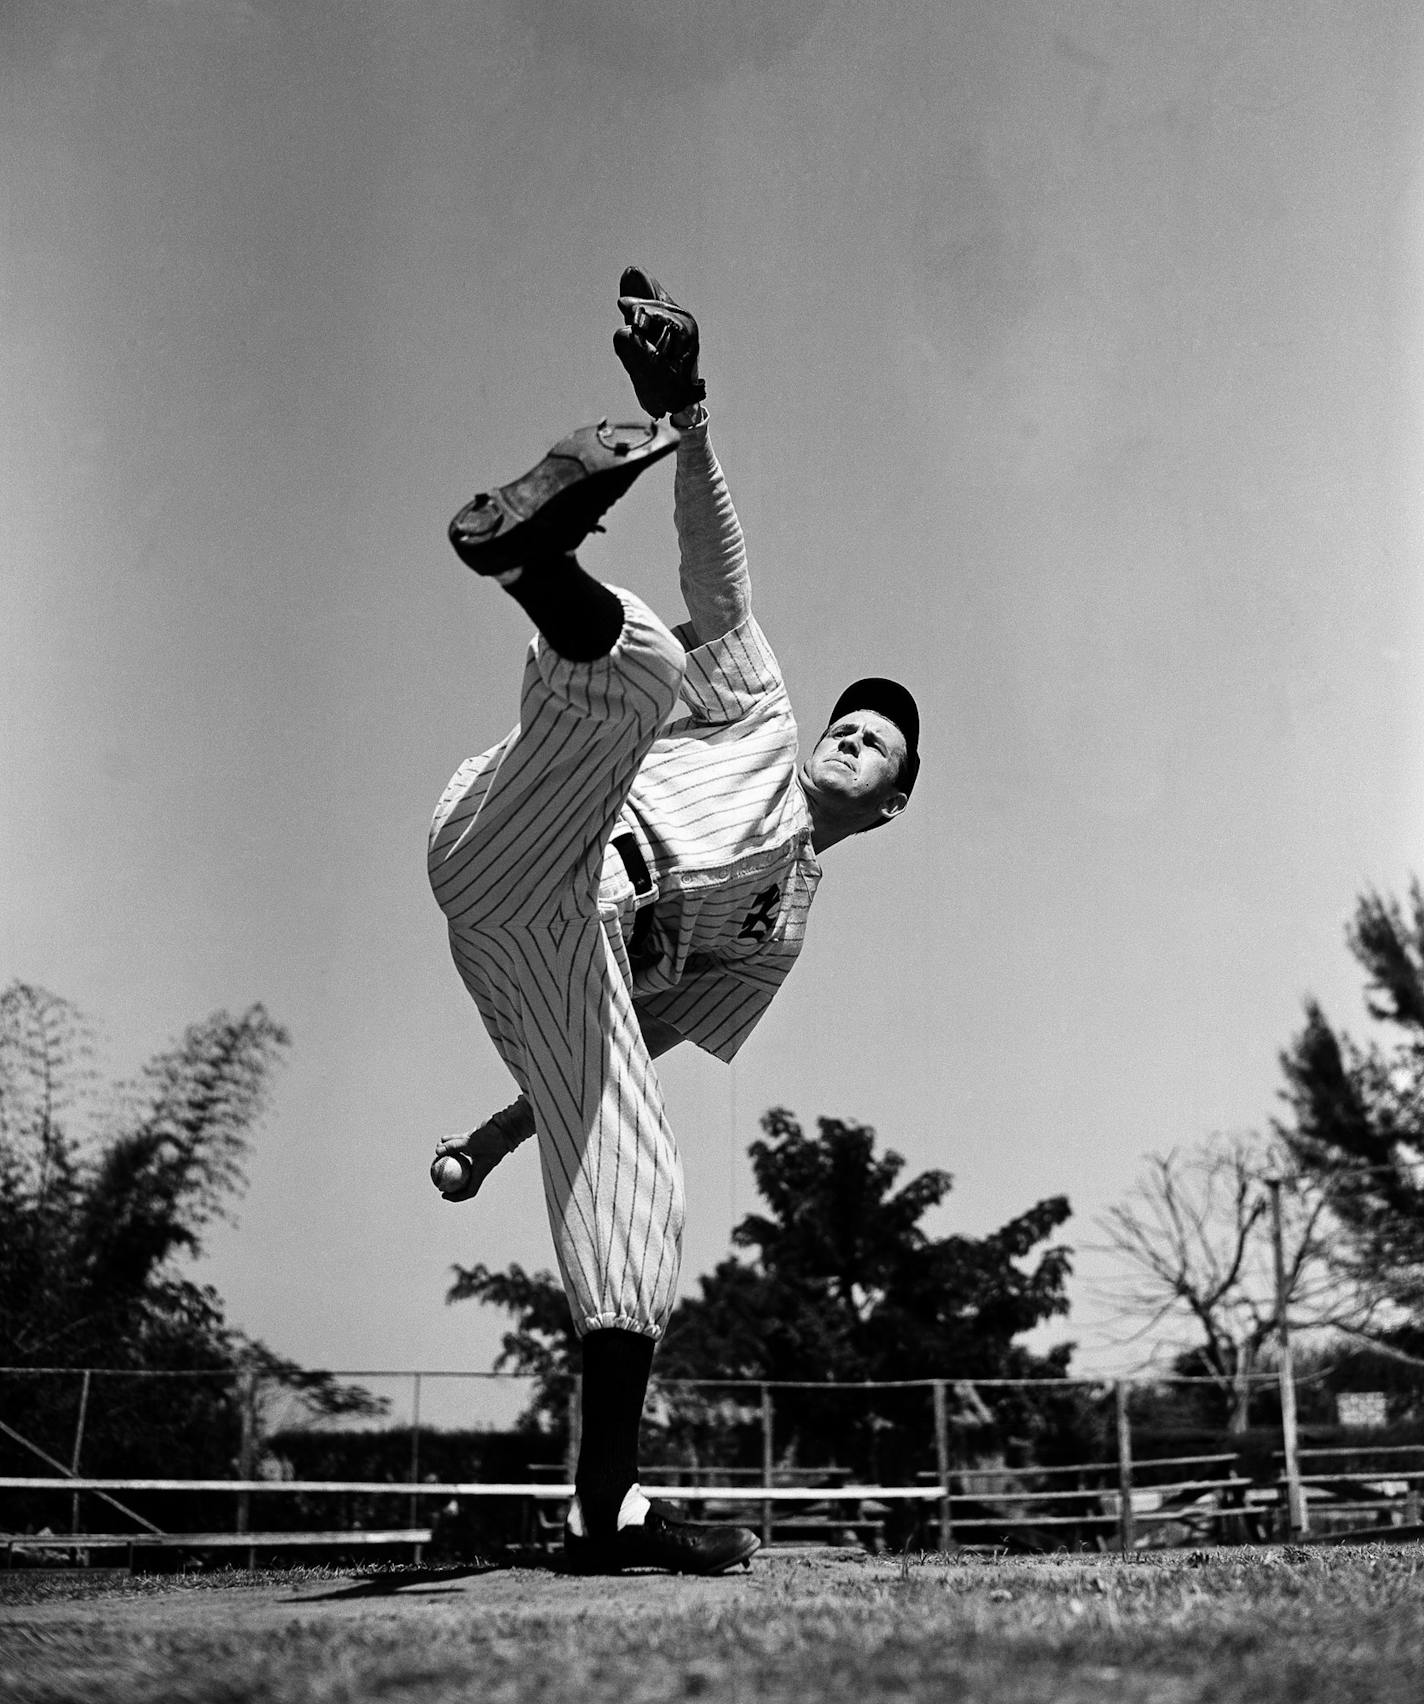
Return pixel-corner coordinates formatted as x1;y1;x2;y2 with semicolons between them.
878;791;909;825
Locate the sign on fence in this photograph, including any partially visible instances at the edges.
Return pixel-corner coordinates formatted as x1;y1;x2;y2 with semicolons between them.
1336;1392;1388;1430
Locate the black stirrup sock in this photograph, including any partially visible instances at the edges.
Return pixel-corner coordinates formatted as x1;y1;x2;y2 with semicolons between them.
575;1327;656;1539
503;553;625;662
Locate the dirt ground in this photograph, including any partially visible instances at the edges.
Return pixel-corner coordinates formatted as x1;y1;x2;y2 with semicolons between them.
4;1545;1423;1704
2;1544;803;1628
2;1550;865;1704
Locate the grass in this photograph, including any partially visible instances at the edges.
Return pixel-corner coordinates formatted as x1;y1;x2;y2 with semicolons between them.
1;1544;1422;1703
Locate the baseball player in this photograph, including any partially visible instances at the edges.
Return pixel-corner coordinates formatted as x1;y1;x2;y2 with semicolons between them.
428;268;920;1575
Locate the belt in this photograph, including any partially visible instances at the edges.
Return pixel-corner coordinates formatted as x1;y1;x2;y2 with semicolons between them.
612;832;658;965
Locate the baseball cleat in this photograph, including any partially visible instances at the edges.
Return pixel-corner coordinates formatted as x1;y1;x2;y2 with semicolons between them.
562;1502;760;1577
449;418;680;575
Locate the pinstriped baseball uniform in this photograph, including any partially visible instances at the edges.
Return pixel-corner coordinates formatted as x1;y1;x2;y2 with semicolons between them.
429;504;820;1338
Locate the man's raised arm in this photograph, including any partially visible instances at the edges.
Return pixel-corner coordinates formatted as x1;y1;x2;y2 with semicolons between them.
672;405;750;645
615;267;750;645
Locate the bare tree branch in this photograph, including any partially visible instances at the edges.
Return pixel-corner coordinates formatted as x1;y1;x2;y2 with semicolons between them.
1094;1133;1368;1427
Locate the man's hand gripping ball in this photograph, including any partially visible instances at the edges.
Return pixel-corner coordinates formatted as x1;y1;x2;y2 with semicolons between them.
431;1097;536;1202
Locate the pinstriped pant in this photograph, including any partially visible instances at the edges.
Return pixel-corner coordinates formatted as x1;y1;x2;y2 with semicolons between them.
429;591;688;1338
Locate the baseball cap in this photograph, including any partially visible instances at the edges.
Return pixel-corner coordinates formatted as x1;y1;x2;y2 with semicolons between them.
828;677;920;797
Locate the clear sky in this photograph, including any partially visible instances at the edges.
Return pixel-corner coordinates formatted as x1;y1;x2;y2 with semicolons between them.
6;1;1423;1426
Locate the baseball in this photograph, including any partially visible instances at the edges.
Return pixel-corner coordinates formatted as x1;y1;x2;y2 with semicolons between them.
431;1153;470;1196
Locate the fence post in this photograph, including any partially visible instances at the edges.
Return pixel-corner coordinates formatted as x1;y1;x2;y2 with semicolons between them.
409;1372;422;1533
1268;1178;1308;1538
760;1385;774;1549
565;1382;581;1484
69;1369;92;1535
1115;1381;1135;1554
235;1365;257;1541
932;1380;953;1552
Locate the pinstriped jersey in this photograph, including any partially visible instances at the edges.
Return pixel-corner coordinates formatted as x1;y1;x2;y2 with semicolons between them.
608;612;822;1063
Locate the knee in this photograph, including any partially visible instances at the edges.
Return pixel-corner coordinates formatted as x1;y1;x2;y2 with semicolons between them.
611;591;686;721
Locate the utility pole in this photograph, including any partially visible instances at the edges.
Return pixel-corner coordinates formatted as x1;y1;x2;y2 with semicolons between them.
1267;1178;1308;1538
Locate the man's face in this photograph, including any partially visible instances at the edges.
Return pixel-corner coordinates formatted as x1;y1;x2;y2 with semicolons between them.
802;710;908;820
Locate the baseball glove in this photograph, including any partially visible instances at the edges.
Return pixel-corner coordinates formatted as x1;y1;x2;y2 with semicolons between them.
614;265;707;420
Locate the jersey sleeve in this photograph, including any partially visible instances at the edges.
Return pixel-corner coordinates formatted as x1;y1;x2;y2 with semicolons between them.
671;613;787;729
673;420;751;644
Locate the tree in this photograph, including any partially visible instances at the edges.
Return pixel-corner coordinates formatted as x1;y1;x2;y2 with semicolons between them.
1095;886;1424;1424
660;1108;1072;1385
0;982;383;1503
660;1109;1073;1476
1095;1134;1356;1429
0;982;289;1374
445;1260;581;1435
1276;880;1424;1348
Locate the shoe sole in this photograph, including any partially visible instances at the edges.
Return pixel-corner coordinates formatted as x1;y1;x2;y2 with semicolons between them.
562;1528;760;1578
450;419;679;574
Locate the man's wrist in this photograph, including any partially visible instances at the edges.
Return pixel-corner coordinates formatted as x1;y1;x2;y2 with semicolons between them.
492;1095;537;1149
670;401;707;430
